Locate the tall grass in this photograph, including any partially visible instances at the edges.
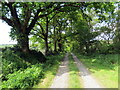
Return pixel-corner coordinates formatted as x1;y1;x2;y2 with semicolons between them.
33;54;64;88
76;53;118;88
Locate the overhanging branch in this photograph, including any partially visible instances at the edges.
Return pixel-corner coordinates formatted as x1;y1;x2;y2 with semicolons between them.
1;16;14;27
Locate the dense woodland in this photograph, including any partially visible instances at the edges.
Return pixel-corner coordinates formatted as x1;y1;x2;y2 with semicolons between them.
0;2;119;89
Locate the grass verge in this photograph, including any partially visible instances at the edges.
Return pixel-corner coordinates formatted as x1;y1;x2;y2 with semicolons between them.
33;54;64;88
68;53;82;88
75;53;118;88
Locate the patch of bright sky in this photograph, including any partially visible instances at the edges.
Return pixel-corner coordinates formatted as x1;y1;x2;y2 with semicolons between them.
0;20;17;44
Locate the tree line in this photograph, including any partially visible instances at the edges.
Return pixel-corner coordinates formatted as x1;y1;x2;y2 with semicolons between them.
1;2;120;55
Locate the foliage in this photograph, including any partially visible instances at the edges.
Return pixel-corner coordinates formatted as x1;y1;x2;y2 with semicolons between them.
33;54;64;88
69;15;97;54
2;47;46;81
113;9;120;53
1;2;119;88
1;2;117;54
1;46;64;89
2;48;29;81
2;64;43;89
65;3;117;55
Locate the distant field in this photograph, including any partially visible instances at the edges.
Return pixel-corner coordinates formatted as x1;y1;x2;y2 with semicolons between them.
0;44;15;48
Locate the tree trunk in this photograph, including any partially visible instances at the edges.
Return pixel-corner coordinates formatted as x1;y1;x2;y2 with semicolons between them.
58;40;62;52
54;40;57;52
53;25;57;53
107;37;110;44
58;43;62;52
85;42;89;54
45;37;49;55
17;33;29;53
44;16;49;55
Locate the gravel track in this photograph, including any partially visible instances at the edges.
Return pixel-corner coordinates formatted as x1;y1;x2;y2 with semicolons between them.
50;53;69;88
50;53;104;89
71;53;104;89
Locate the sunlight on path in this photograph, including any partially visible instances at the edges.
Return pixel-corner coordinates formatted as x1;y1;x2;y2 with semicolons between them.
71;53;104;89
50;53;69;88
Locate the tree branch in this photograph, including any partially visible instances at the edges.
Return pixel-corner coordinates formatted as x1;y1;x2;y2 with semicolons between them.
27;3;55;34
48;13;57;22
37;22;45;36
31;33;45;40
1;16;14;27
23;4;31;30
7;3;21;30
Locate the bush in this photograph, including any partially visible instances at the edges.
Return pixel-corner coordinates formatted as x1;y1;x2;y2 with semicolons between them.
44;55;63;67
2;48;30;81
2;47;46;81
2;64;43;89
28;50;46;63
1;46;64;89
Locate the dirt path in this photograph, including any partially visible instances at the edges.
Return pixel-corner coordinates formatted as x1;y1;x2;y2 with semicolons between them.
71;53;103;89
50;53;69;88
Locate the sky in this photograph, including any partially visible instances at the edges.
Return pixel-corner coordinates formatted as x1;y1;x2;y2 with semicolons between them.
0;20;17;44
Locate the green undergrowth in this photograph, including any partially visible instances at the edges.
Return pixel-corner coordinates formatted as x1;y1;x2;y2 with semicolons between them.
1;47;46;89
1;47;64;89
118;56;120;90
68;53;82;88
75;53;118;88
2;47;46;81
33;54;64;88
2;64;43;88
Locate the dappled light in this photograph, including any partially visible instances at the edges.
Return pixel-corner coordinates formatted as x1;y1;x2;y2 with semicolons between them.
1;2;119;89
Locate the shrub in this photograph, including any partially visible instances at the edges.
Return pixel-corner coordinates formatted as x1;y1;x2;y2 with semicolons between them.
2;47;46;81
2;48;30;81
2;64;43;89
1;46;63;89
28;50;46;63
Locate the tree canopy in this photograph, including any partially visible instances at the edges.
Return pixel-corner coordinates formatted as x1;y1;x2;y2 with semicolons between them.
1;2;119;54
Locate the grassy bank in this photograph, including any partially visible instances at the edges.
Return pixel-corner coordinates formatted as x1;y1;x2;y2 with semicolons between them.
33;54;64;88
75;53;118;88
1;48;45;88
1;47;64;89
68;53;82;88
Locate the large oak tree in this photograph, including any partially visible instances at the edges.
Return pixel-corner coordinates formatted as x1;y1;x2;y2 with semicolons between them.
1;2;80;53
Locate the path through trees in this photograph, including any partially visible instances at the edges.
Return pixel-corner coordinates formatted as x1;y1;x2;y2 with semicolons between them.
71;53;103;88
50;53;69;88
50;53;103;88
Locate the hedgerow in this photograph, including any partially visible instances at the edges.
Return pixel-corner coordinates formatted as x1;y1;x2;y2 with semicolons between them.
1;47;63;89
2;64;43;89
